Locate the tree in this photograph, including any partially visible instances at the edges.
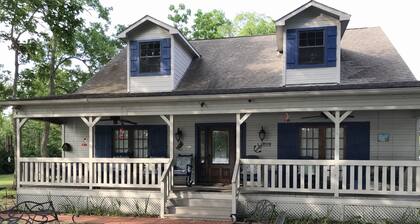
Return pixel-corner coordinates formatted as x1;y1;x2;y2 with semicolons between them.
168;3;192;38
192;9;233;39
233;12;276;36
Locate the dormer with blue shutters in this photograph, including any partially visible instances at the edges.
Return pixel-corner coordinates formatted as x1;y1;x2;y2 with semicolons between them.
275;1;351;86
117;16;200;93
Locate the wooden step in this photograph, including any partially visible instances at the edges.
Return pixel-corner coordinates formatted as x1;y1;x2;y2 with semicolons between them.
170;198;231;207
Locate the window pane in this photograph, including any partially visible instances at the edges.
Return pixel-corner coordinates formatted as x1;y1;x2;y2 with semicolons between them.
140;41;161;73
298;47;324;65
212;130;229;164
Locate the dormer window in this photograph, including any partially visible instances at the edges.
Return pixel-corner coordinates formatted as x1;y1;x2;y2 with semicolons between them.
286;26;337;69
298;29;324;65
129;38;171;76
140;41;161;73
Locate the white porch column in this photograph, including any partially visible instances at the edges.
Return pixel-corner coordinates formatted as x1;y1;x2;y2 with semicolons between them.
81;116;101;190
16;118;28;190
232;113;251;217
323;111;352;197
160;115;174;159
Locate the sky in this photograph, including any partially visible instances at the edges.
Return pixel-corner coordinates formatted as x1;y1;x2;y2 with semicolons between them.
0;0;419;79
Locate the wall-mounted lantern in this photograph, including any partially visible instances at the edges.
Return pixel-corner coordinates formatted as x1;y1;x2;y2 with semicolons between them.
175;128;184;150
258;126;266;142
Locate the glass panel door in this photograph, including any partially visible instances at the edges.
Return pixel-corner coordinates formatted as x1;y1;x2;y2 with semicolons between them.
211;130;230;164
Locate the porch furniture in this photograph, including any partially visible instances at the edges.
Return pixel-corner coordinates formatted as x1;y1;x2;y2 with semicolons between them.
0;201;58;224
174;154;193;187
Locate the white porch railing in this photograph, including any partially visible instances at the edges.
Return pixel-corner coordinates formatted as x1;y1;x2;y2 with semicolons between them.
19;157;170;189
239;159;420;196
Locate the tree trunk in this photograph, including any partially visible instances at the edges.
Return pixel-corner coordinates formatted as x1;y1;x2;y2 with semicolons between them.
40;40;57;157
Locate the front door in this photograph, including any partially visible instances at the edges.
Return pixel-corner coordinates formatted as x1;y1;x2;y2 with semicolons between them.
196;124;235;185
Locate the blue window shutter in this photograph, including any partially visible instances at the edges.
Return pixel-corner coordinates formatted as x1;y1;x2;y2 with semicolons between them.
277;123;301;159
130;40;139;76
344;122;370;160
326;26;337;67
95;126;113;158
286;29;297;69
160;38;171;75
148;125;168;157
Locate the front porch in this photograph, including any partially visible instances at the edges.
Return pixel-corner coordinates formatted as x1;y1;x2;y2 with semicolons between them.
13;110;420;220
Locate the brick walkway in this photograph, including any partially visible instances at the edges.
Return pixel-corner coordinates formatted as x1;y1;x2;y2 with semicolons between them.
59;215;232;224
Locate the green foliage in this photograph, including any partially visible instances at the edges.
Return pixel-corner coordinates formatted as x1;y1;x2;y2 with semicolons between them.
192;9;233;39
234;12;276;36
19;120;61;157
168;3;192;38
168;4;275;40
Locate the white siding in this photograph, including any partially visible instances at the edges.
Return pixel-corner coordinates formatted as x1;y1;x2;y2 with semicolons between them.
127;23;174;93
62;118;89;158
172;38;192;88
63;111;418;180
284;7;340;85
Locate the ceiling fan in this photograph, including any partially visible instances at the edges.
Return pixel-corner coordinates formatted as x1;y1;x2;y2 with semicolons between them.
99;116;137;125
301;113;355;120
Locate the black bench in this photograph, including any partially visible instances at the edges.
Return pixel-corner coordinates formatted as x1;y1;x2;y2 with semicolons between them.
0;201;59;224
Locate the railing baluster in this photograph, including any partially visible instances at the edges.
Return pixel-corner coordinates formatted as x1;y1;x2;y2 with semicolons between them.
390;166;396;192
263;165;268;188
121;163;126;185
285;165;290;189
51;162;55;184
342;165;347;190
139;163;143;186
115;163;120;184
250;164;254;187
374;166;379;192
98;162;102;184
152;163;156;185
271;165;275;189
382;166;387;191
315;165;320;190
293;165;297;189
145;163;149;186
73;162;77;184
127;162;132;185
357;165;363;190
300;165;305;189
407;166;413;192
308;165;312;190
322;165;328;190
257;164;261;187
279;165;283;189
365;165;370;191
109;163;114;184
350;165;355;191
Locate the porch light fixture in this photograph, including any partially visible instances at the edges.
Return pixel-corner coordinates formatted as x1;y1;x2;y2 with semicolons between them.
258;126;266;142
175;128;183;142
175;128;184;150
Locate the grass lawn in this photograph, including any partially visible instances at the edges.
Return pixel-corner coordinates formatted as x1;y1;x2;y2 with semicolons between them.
0;174;16;209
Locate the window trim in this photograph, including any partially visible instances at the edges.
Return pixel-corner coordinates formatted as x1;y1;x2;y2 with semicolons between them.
298;123;346;160
131;39;170;77
295;27;328;68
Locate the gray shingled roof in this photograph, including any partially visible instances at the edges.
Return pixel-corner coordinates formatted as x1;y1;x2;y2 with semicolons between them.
76;27;415;95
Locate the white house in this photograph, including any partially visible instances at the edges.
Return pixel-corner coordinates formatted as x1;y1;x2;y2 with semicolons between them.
1;1;420;222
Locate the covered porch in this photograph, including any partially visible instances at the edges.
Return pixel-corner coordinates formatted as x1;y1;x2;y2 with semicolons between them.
8;88;420;219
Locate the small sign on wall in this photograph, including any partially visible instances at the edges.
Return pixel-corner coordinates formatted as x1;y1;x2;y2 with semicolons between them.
81;137;88;148
377;132;390;142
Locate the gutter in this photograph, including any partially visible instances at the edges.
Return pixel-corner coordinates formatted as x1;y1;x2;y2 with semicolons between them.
2;86;420;106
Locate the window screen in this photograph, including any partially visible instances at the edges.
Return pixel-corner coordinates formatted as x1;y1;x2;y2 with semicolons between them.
140;41;161;73
298;30;324;65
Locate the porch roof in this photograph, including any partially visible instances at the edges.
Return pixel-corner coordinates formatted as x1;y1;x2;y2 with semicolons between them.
2;80;420;106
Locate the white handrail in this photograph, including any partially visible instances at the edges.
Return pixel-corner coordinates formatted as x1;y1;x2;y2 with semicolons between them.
160;158;174;218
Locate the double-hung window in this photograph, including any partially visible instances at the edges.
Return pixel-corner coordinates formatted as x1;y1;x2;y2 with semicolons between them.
140;41;161;73
298;29;324;65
